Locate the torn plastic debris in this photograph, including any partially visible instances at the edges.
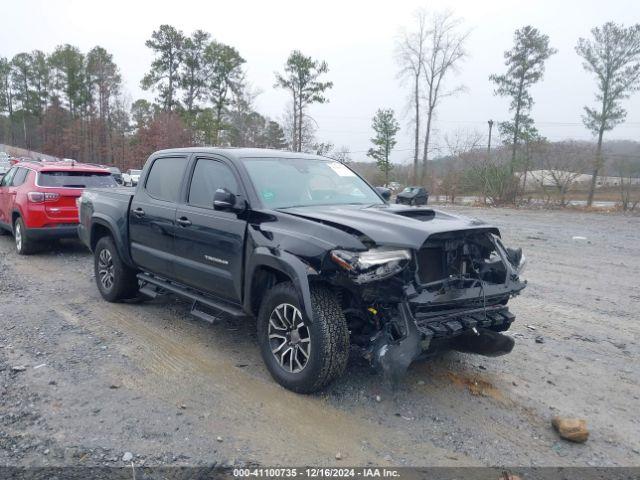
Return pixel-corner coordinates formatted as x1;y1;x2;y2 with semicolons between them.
450;329;515;357
369;304;422;384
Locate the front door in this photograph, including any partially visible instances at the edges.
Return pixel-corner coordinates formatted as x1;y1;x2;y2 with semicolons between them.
173;156;247;303
129;156;189;277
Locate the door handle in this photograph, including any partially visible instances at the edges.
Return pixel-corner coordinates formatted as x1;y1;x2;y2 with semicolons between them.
132;207;145;218
177;217;192;227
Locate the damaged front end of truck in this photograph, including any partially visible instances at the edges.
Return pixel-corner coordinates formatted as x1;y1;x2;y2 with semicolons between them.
315;212;527;381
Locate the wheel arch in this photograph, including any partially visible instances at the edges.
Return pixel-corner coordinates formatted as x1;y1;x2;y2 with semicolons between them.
11;209;22;228
90;215;134;267
245;247;317;321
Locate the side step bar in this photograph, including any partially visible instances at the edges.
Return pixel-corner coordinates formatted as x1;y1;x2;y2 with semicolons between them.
138;284;161;299
137;273;247;319
191;301;220;324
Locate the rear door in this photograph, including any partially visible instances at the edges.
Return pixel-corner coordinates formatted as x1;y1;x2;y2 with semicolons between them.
173;156;247;303
0;167;18;226
129;155;189;278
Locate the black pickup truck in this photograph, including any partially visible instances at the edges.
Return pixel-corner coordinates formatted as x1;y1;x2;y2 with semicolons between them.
78;148;526;392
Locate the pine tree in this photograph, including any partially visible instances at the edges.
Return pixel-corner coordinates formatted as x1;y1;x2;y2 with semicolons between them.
180;30;210;114
141;25;185;112
576;22;640;206
490;26;556;179
203;41;245;145
275;51;333;152
367;109;400;186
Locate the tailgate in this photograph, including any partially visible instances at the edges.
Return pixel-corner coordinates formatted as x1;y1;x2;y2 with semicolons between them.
44;191;82;222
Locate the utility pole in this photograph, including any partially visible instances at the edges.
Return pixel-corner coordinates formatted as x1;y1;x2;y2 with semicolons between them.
483;119;494;205
487;120;494;157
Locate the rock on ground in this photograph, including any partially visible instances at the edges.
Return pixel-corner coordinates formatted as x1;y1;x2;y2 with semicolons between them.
552;417;589;443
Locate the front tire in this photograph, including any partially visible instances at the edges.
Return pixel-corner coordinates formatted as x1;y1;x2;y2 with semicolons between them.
257;282;349;393
14;217;37;255
94;236;139;302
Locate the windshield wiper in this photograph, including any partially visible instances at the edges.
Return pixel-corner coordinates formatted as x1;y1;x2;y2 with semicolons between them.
276;205;313;210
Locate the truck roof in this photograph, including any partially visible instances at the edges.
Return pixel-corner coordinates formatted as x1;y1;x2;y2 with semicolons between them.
152;147;331;162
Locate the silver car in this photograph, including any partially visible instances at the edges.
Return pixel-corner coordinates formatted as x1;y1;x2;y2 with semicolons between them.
0;157;11;175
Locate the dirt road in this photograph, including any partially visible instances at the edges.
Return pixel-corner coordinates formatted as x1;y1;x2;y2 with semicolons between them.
1;207;638;467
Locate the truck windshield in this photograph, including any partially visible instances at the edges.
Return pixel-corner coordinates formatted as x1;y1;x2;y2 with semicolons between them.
39;171;118;188
244;157;383;209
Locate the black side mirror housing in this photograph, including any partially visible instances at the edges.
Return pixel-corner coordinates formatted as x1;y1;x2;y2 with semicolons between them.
375;187;391;201
214;188;246;213
214;188;235;211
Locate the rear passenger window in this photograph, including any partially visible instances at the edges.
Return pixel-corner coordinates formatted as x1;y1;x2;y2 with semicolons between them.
145;157;188;202
1;168;16;187
39;171;116;188
11;168;29;186
188;159;238;208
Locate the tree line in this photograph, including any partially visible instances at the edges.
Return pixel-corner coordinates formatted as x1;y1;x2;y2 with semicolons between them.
1;17;639;208
0;44;129;164
394;14;640;206
0;26;338;169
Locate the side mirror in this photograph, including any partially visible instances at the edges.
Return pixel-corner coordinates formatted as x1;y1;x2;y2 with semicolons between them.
214;188;241;212
375;187;391;201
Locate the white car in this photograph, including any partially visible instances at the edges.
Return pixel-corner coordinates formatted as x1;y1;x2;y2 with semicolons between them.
122;169;142;187
0;154;11;175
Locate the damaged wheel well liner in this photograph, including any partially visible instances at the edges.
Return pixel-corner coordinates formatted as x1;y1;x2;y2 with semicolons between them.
249;265;292;316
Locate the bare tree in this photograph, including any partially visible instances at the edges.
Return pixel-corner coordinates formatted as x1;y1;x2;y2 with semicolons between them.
396;11;428;183
442;128;483;203
576;22;640;206
281;101;316;152
545;143;589;206
420;11;469;186
613;156;640;211
444;128;483;158
332;145;352;164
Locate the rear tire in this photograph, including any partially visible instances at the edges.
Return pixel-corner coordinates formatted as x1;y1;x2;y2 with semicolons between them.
257;282;349;393
14;217;37;255
94;236;139;302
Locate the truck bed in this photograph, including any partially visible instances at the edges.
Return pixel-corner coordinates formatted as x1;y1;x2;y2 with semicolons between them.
77;186;135;255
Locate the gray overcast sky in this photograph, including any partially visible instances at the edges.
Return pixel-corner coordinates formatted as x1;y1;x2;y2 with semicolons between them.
2;0;639;162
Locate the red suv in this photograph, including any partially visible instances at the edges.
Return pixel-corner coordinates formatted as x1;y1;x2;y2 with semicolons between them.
0;160;117;254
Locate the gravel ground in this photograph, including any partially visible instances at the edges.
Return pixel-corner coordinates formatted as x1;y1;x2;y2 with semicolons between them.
0;207;638;467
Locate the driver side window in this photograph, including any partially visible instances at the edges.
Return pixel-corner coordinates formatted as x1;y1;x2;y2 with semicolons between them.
188;159;238;209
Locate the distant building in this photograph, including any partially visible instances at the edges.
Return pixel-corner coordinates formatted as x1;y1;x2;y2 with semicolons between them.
517;170;640;191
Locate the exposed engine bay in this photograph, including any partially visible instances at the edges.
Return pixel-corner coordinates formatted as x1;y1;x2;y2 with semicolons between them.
328;228;527;381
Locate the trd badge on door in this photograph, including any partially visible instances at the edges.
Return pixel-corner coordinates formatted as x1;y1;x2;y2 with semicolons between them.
204;255;229;265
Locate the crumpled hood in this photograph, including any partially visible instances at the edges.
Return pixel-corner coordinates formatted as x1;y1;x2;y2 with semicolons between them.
278;204;499;249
